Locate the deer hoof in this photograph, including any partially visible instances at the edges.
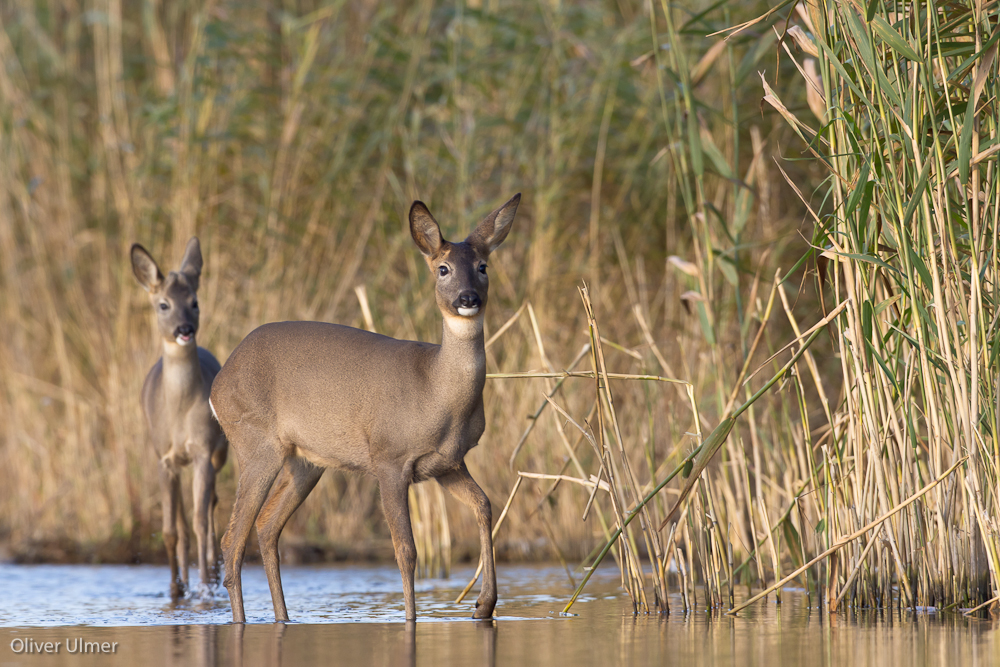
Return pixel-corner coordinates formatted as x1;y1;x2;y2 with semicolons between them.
472;599;495;619
170;581;185;600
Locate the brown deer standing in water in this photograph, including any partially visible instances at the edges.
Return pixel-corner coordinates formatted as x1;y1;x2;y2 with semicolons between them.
131;238;228;598
210;194;520;622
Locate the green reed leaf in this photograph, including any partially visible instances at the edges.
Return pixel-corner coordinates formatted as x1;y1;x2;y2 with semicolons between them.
870;15;922;62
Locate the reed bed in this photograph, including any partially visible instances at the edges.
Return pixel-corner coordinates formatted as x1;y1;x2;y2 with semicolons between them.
748;0;1000;612
0;0;995;615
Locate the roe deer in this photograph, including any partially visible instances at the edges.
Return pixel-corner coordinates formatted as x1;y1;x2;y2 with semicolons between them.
210;194;520;622
131;237;228;598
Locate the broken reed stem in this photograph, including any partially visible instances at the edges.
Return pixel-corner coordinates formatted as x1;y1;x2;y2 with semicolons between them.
727;457;966;616
489;371;688;383
507;344;592;469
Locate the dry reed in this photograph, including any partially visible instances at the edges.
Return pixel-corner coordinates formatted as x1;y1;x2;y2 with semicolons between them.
3;0;991;618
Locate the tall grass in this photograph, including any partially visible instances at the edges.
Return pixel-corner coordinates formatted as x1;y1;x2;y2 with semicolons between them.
0;0;794;565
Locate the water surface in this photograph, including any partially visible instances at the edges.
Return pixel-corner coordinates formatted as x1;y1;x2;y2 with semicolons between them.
2;563;997;666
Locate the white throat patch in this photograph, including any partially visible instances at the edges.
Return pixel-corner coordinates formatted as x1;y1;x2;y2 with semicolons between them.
444;312;483;339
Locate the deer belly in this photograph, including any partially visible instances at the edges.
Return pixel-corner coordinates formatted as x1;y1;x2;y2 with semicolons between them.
293;445;366;473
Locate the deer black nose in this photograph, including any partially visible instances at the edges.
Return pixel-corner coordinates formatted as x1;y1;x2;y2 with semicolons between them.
454;292;481;309
176;324;195;337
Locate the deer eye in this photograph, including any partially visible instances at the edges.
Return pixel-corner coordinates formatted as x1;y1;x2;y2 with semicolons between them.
438;265;449;277
478;264;487;274
192;300;199;310
159;302;169;311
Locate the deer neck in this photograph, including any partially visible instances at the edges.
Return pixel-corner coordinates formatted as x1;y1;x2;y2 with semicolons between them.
435;314;486;404
160;338;204;404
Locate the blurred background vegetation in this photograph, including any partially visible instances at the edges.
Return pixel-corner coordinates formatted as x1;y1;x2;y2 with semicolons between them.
1;0;996;611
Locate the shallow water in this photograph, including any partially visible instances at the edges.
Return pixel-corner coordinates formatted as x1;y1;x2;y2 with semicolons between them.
2;563;998;666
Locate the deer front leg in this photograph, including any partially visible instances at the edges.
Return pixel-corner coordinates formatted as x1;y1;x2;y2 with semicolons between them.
158;463;184;599
192;455;216;592
176;487;191;592
379;473;418;620
255;458;324;621
439;462;496;619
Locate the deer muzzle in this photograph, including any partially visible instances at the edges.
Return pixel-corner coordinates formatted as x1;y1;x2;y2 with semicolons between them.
174;323;196;346
454;291;482;317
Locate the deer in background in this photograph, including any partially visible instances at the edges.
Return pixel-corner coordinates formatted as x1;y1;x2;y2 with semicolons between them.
210;194;520;622
131;237;228;598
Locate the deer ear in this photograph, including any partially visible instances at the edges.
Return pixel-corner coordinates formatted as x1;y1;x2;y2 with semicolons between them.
179;237;203;290
131;244;164;292
410;201;445;258
466;193;520;254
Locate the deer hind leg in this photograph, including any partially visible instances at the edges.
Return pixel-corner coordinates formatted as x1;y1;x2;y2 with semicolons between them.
255;457;324;621
207;487;219;586
207;441;228;583
212;440;228;471
220;426;284;623
378;471;418;620
438;462;495;619
192;455;217;592
159;463;184;599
